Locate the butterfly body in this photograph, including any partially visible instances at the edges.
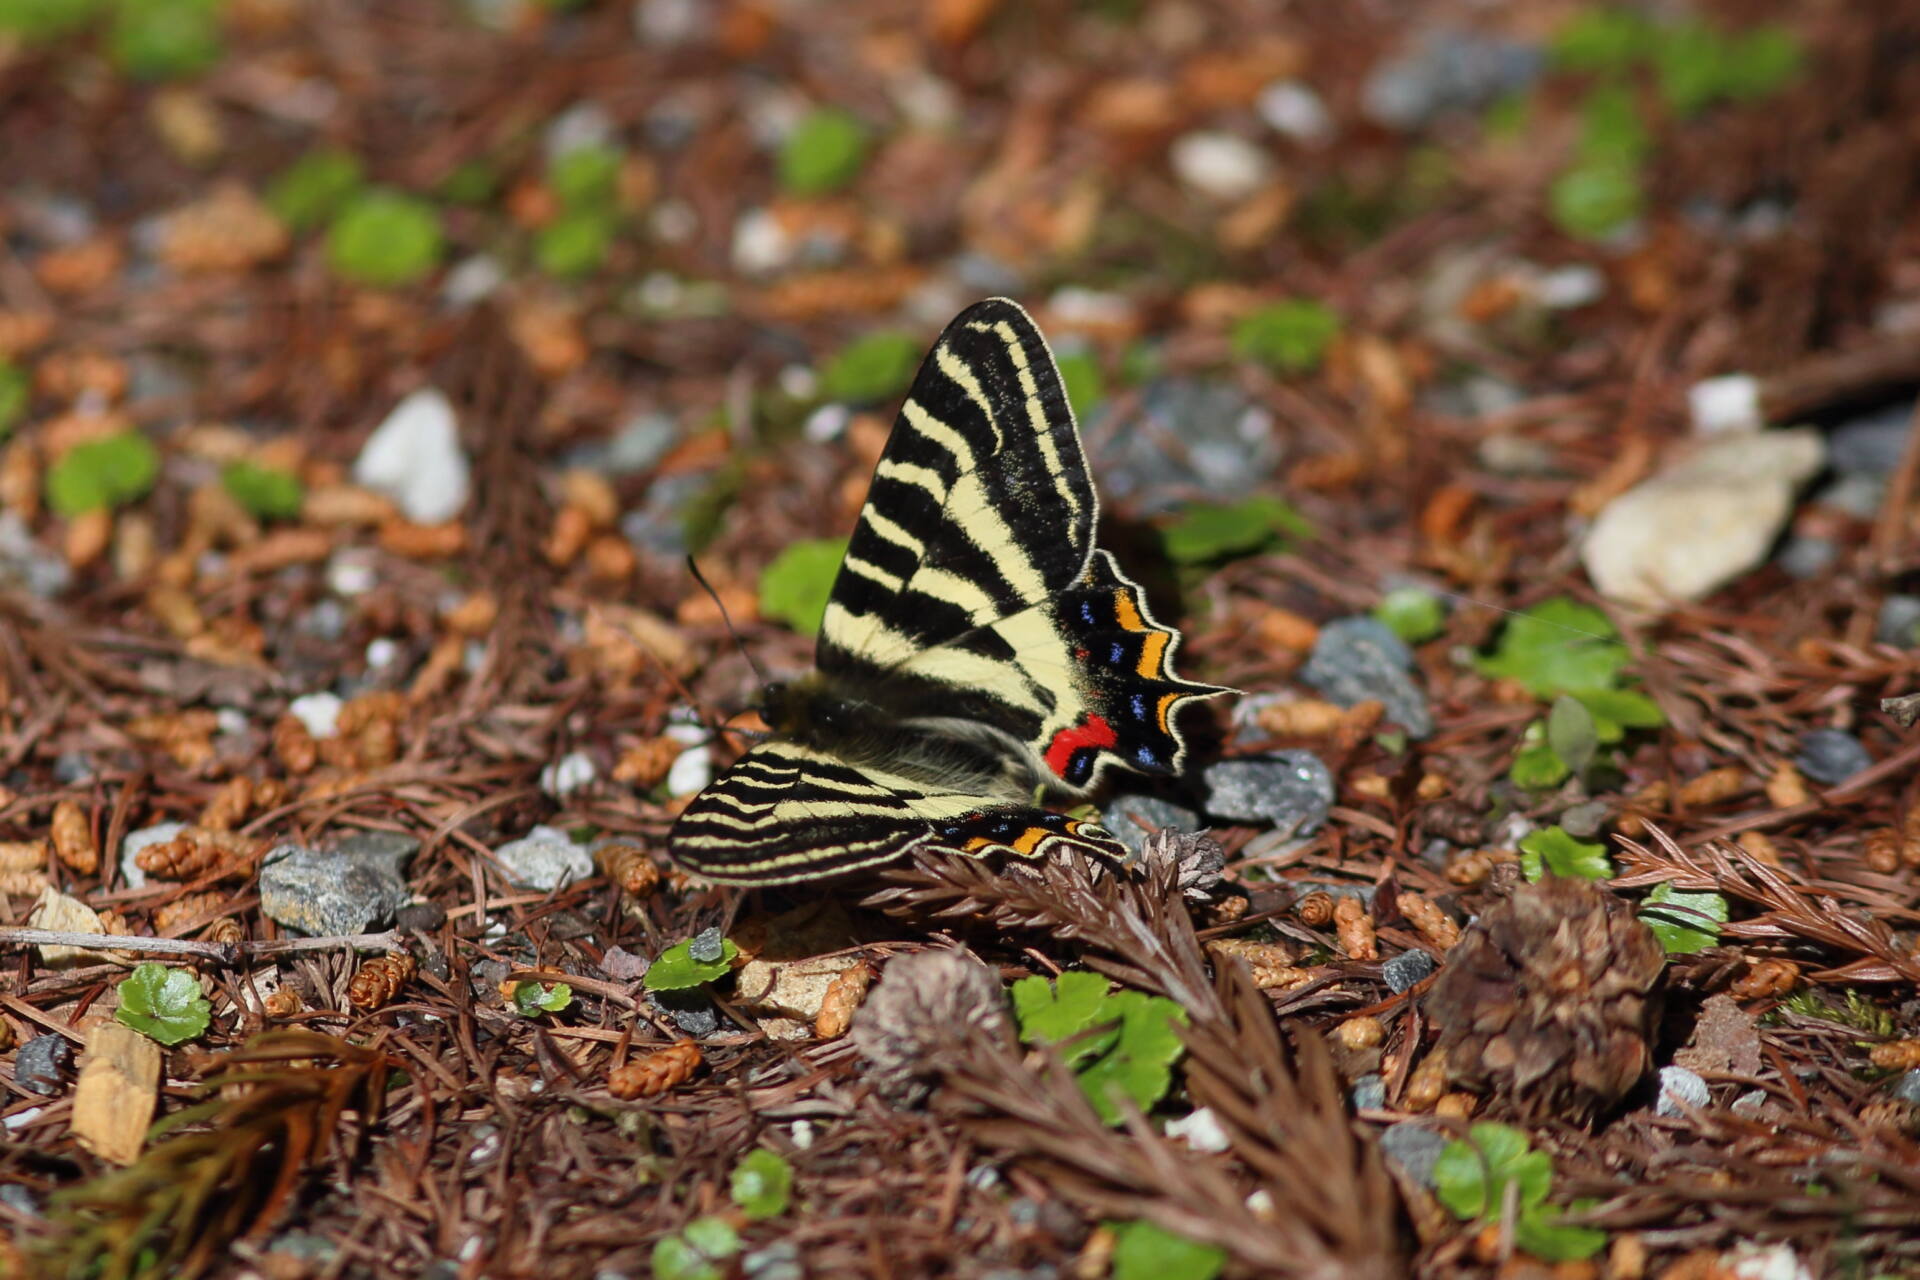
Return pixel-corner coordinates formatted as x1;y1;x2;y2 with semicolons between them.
670;299;1228;885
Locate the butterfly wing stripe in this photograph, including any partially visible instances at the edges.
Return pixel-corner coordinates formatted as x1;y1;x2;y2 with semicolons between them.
971;316;1084;526
842;554;905;593
859;507;924;558
875;458;949;503
929;348;1004;452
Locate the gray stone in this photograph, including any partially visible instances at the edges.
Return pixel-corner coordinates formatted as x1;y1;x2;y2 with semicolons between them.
1098;794;1202;856
1202;752;1334;835
396;902;447;933
1794;729;1872;786
265;1233;337;1267
1382;948;1437;993
1378;1123;1449;1187
1776;535;1838;580
1810;473;1885;521
490;825;593;892
649;989;718;1036
1363;29;1545;129
742;1242;803;1280
1887;1070;1920;1105
0;513;71;598
1096;378;1279;513
688;926;725;964
592;411;679;475
258;840;413;937
1829;402;1914;476
1877;596;1920;647
1559;799;1610;839
14;1035;71;1095
620;470;708;559
1302;617;1433;738
1349;1074;1386;1110
1655;1065;1710;1117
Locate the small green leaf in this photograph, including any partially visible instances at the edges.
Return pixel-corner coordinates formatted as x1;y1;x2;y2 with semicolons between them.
1550;7;1655;74
325;189;444;289
0;362;28;439
114;962;212;1046
1476;598;1628;699
437;159;499;206
46;431;160;516
534;207;617;279
1514;1200;1609;1262
221;460;304;520
1012;970;1113;1048
1571;687;1665;741
1110;1219;1226;1280
643;937;738;991
1550;156;1643;241
1161;495;1310;565
1510;721;1572;791
0;0;103;42
549;143;623;209
680;1217;739;1258
1077;990;1188;1124
1231;299;1341;374
730;1148;794;1220
778;107;870;196
1518;826;1613;882
1546;694;1597;776
1374;587;1445;644
1720;27;1801;102
510;981;574;1016
1577;83;1652;166
758;537;848;636
1433;1122;1552;1220
820;331;920;404
266;148;365;233
108;0;222;81
1053;349;1106;421
1638;882;1727;955
650;1236;718;1280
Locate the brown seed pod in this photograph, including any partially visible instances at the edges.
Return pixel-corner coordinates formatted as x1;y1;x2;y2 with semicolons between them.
348;952;417;1011
608;1038;701;1099
1333;897;1378;961
815;960;875;1040
50;798;98;875
1766;760;1810;809
0;839;50;895
1728;957;1799;999
263;987;304;1019
201;917;244;946
1444;848;1515;887
1736;830;1784;867
1433;1092;1477;1119
612;738;685;789
198;776;253;832
597;842;661;897
1869;1039;1920;1071
1207;936;1300;977
153;891;230;933
1865;828;1902;875
272;714;319;774
136;828;250;880
1255;698;1346;738
544;503;593;567
1295;890;1335;925
1334;1016;1385;1051
1401;1050;1448;1111
1398;892;1462;950
1675;766;1749;809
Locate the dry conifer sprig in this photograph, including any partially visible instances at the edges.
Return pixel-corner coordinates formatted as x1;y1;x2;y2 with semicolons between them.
607;1038;701;1099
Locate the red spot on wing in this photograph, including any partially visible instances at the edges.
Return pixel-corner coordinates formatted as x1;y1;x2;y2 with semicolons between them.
1044;714;1118;780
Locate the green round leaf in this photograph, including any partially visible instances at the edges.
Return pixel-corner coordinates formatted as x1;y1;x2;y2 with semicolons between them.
758;538;848;637
1638;882;1728;955
1052;349;1106;421
46;431;160;516
820;331;920;404
114;962;212;1046
1546;694;1598;776
778;107;870;196
221;459;304;520
1231;299;1341;374
108;0;223;81
1549;157;1643;241
325;189;444;288
1510;721;1572;791
730;1148;794;1220
1374;587;1445;644
1110;1220;1225;1280
679;1216;739;1258
1434;1122;1551;1220
1161;495;1310;566
0;362;27;438
266;148;365;233
511;980;574;1016
643;937;738;991
1012;970;1112;1047
1514;1200;1609;1262
1518;825;1613;883
1550;7;1654;74
534;207;616;279
549;143;623;209
650;1236;719;1280
0;0;104;42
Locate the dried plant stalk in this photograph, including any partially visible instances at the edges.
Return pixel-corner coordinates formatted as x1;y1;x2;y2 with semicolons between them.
608;1039;700;1099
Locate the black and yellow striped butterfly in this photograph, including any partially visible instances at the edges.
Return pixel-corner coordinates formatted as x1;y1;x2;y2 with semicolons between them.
669;299;1227;885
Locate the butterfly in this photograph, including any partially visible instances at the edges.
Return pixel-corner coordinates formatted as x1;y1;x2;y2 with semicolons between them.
668;298;1228;885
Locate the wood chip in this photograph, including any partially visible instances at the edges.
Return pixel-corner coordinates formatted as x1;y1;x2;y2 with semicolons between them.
72;1022;162;1165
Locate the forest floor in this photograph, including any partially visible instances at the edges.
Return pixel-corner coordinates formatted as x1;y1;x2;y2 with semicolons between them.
3;2;1920;1278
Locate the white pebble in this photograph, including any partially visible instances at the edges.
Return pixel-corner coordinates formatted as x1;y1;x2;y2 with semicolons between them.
803;403;850;443
365;638;401;669
1532;264;1606;310
353;388;471;525
543;102;615;161
1164;1106;1231;1153
288;692;343;738
1170;130;1274;202
1656;1065;1710;1117
666;743;712;797
1257;81;1334;144
1688;373;1764;436
1726;1242;1812;1280
732;208;792;276
788;1119;816;1150
442;254;506;308
650;200;698;245
1244;1188;1276;1217
541;750;599;799
1046;286;1136;332
326;550;379;597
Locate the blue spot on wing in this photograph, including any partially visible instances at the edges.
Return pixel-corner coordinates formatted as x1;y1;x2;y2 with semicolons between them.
1130;693;1148;720
1109;642;1126;664
1135;744;1162;768
1080;600;1097;625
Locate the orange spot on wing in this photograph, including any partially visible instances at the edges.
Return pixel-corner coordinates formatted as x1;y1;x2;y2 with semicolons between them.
1011;826;1050;856
1136;631;1169;678
1113;589;1146;632
963;836;994;853
1155;690;1183;732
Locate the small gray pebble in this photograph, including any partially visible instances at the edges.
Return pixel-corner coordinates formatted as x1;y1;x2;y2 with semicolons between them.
1378;1122;1449;1188
265;1233;337;1265
1302;617;1433;738
396;902;447;933
1203;751;1334;834
1794;729;1872;786
1776;535;1838;580
1829;403;1914;476
51;753;92;785
1877;596;1920;648
470;959;512;995
741;1242;803;1280
259;842;412;937
490;826;593;893
1559;799;1610;839
1382;949;1437;993
688;926;725;964
0;1183;39;1217
1099;378;1279;513
1656;1065;1710;1117
1811;473;1886;521
14;1035;72;1095
416;1263;461;1280
1730;1088;1771;1118
1098;794;1201;856
1349;1074;1387;1110
649;989;719;1037
1888;1069;1920;1106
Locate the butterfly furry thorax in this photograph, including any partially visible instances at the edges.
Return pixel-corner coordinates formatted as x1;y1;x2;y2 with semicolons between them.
670;298;1230;886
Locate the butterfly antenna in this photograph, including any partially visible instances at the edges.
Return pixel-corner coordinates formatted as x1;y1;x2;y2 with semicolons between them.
686;555;773;693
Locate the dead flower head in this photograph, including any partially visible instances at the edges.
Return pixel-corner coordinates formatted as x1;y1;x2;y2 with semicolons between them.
1137;828;1226;903
849;948;1010;1106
